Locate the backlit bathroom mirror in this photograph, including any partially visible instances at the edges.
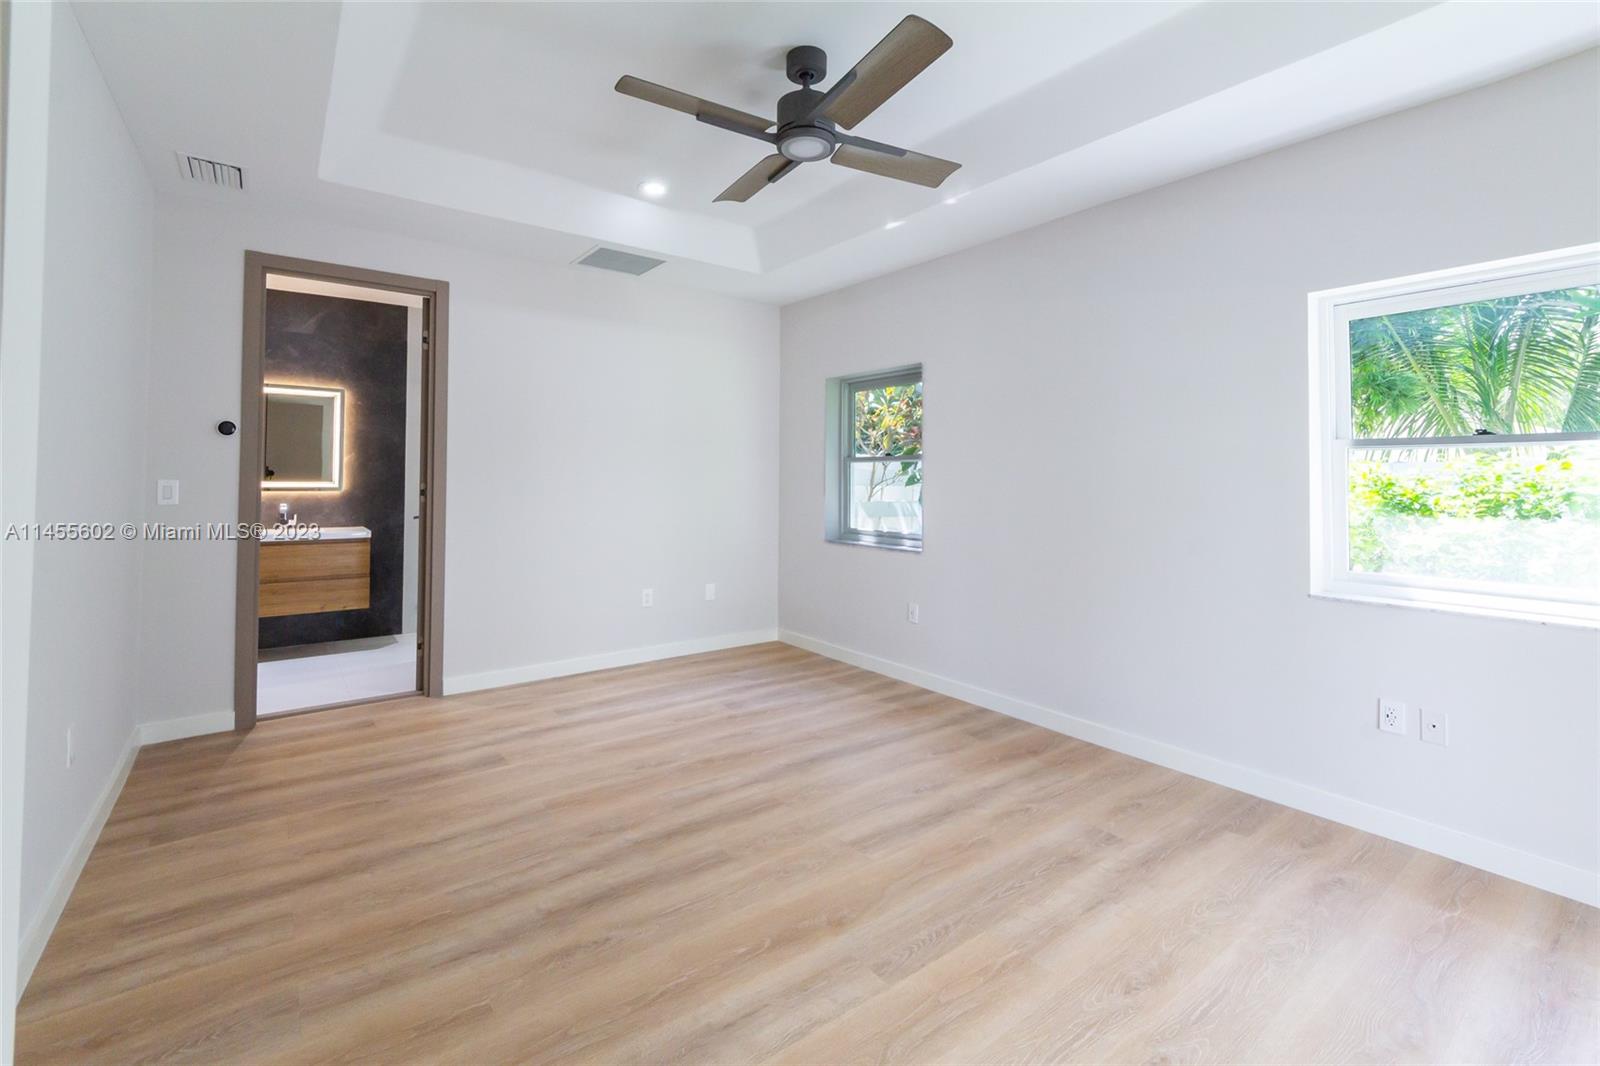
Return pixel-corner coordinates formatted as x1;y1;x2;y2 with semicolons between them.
263;385;344;490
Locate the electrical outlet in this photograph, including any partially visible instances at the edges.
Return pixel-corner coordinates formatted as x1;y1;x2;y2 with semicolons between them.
704;583;716;601
641;588;654;608
1421;707;1448;747
907;602;920;624
1378;698;1407;736
66;726;75;768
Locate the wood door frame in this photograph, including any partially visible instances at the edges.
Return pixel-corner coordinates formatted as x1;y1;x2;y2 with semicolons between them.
235;251;449;732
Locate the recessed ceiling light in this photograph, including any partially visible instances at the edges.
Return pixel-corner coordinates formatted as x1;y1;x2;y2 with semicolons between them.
638;180;668;199
884;220;905;230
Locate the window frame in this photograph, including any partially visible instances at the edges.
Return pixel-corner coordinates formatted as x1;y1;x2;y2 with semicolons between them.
1308;244;1600;628
832;367;924;552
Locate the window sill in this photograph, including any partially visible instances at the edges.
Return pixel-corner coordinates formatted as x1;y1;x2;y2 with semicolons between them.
827;532;923;554
1310;584;1599;630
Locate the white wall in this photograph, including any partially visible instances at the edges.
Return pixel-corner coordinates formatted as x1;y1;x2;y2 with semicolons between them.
3;0;155;983
779;51;1600;899
0;2;58;1051
143;197;779;714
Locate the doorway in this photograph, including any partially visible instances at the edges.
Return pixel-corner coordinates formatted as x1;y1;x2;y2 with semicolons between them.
234;252;448;731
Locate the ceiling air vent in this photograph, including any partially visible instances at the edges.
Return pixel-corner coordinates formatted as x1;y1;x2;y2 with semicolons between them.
573;246;665;277
175;153;245;191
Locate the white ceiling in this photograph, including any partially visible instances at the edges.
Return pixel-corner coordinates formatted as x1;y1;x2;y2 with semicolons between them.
376;3;1189;228
73;1;1600;304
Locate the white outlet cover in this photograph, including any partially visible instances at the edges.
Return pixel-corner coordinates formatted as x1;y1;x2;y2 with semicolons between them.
641;588;654;608
1378;699;1407;735
907;602;920;624
1421;707;1449;746
705;583;716;601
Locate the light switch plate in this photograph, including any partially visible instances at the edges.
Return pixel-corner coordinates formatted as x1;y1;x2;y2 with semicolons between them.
1421;708;1448;747
157;479;180;506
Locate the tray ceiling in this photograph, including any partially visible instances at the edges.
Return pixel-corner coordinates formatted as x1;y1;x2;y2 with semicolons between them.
73;1;1600;303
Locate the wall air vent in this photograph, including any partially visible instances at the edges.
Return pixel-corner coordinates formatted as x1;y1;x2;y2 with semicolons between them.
175;153;245;191
573;246;665;276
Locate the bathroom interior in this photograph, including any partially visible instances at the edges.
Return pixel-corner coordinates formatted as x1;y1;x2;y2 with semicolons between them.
257;273;424;715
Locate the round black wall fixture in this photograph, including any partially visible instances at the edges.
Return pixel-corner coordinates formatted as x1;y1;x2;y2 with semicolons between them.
217;420;237;436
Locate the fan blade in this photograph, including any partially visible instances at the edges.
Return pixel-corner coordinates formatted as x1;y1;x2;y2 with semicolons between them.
818;16;952;130
831;142;960;188
615;75;772;135
715;154;797;203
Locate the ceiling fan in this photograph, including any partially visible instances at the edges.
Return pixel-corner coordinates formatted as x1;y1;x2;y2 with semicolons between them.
615;15;961;203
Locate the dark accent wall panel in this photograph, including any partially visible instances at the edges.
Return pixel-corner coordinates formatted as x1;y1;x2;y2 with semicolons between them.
258;290;409;650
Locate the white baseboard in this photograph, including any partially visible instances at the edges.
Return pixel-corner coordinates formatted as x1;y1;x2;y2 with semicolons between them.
138;711;234;746
444;628;781;695
17;728;140;997
779;629;1598;907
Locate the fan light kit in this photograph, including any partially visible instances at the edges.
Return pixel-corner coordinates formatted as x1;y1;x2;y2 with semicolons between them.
637;179;668;199
615;15;962;203
780;132;834;163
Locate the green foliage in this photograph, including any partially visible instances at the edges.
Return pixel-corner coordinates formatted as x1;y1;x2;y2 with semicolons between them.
1349;285;1600;438
853;382;923;496
1351;449;1594;522
853;383;922;457
1346;284;1600;587
1348;447;1600;580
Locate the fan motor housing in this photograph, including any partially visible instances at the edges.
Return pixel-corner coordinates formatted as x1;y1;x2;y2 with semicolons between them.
775;89;838;161
777;88;835;132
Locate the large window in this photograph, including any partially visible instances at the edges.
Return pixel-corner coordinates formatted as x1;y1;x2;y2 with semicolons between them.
832;368;923;550
1310;247;1599;626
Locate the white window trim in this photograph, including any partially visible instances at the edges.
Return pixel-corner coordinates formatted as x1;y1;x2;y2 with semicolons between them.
1307;243;1600;629
826;366;924;552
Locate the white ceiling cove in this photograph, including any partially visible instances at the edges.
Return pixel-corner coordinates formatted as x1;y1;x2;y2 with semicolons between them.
73;1;1600;303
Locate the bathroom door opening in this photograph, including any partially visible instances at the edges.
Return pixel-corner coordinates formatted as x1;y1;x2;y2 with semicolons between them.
234;252;448;731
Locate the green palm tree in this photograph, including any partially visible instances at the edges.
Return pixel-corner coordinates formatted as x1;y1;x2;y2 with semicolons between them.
1349;285;1600;438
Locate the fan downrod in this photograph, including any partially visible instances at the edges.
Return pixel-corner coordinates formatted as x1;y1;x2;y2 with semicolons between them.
785;46;827;86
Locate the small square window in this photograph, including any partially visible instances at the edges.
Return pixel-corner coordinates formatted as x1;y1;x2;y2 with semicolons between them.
829;368;923;550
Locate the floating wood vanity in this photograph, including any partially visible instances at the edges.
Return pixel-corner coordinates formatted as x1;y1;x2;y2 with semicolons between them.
258;527;371;618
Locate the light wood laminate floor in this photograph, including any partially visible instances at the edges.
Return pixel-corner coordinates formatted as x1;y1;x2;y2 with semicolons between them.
16;643;1598;1064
